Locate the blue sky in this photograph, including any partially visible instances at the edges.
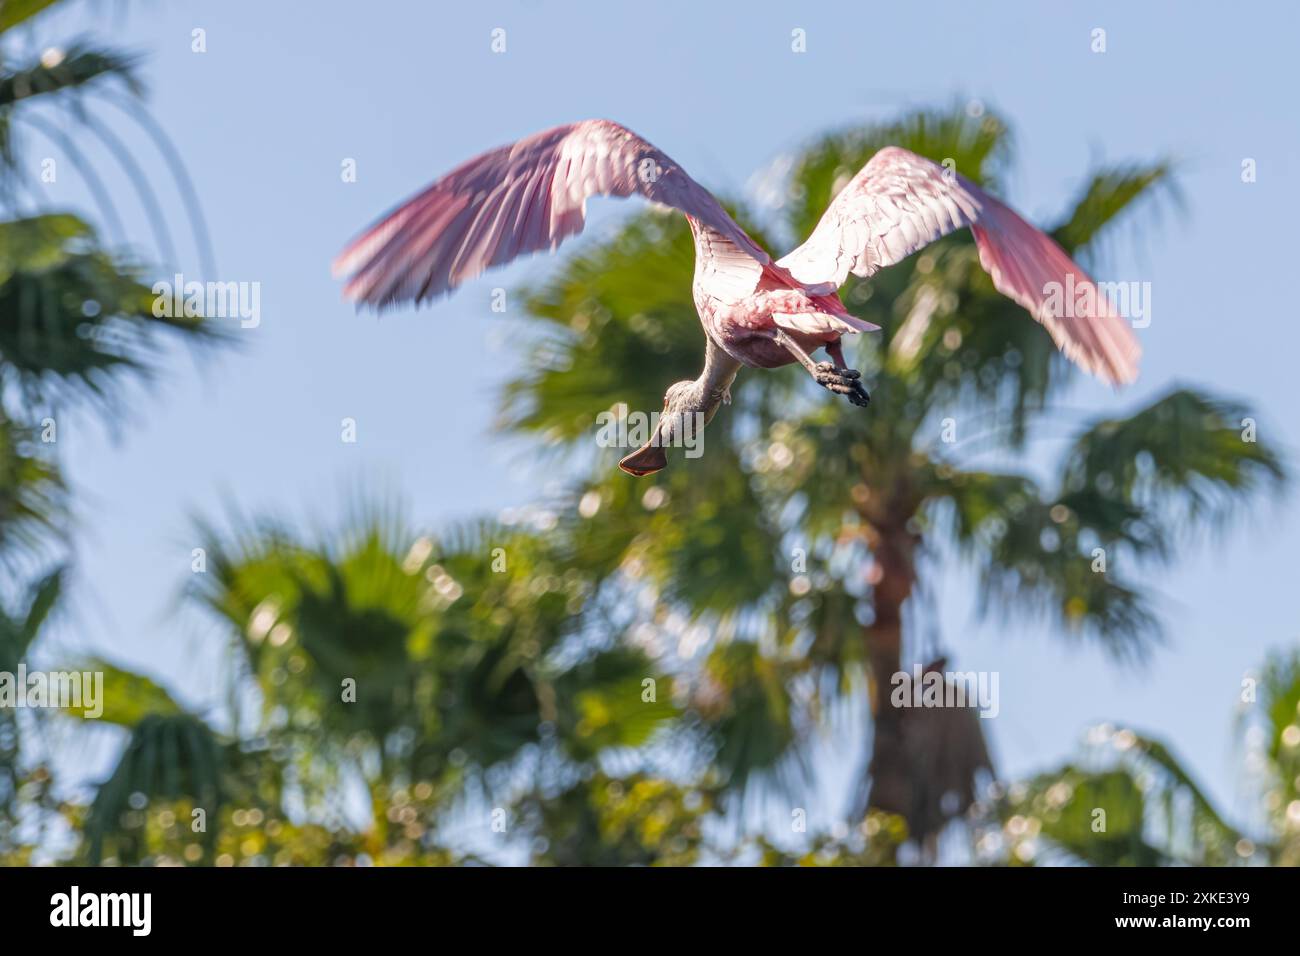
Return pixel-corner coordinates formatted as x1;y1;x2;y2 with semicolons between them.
9;0;1299;845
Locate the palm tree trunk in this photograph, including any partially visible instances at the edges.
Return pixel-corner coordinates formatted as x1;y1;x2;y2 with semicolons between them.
862;519;917;838
862;517;994;861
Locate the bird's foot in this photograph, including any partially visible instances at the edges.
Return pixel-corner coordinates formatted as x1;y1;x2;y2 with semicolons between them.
814;362;871;407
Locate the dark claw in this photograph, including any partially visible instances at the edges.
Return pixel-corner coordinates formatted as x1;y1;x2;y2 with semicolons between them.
814;362;871;407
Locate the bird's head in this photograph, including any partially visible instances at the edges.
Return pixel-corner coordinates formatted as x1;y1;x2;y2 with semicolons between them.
618;380;713;477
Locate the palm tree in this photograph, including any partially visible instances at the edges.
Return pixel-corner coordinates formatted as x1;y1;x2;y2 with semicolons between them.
0;0;219;558
60;505;697;865
0;0;218;842
0;566;60;822
1244;650;1300;865
500;105;1287;855
991;729;1249;866
980;648;1300;867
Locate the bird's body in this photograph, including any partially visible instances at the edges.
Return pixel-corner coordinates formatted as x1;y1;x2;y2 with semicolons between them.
683;214;857;369
335;120;1140;475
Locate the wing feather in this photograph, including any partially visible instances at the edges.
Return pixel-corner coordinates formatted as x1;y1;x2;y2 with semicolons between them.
777;146;1139;384
335;120;774;309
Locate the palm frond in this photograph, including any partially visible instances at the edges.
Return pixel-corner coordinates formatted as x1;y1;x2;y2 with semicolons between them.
999;729;1247;866
783;103;1013;245
1051;161;1179;257
0;417;66;569
58;658;184;727
0;213;223;417
0;43;140;173
83;713;225;864
0;564;63;670
0;44;140;109
1060;387;1287;536
0;0;60;33
931;466;1162;660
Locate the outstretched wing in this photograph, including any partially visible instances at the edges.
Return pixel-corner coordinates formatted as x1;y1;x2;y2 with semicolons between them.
334;119;773;309
777;147;1140;384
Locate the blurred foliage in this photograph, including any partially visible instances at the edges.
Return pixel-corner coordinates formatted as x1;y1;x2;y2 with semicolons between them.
0;568;61;809
749;810;908;866
0;418;66;568
0;4;214;565
59;657;181;726
0;0;218;861
990;729;1250;866
1242;651;1300;865
0;0;60;34
531;773;713;866
0;44;139;110
83;713;224;864
0;213;214;413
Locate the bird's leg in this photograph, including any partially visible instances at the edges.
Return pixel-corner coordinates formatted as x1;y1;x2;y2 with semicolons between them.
825;341;872;407
770;330;870;407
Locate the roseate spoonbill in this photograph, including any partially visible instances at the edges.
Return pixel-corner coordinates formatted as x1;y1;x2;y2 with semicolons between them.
334;120;1139;476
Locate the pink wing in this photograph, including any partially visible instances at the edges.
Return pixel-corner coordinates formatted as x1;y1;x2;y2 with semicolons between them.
777;147;1140;385
334;120;773;309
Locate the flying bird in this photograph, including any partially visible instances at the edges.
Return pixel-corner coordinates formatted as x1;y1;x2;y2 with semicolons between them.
334;120;1140;476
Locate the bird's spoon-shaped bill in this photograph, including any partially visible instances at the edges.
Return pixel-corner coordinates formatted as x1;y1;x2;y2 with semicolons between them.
618;439;668;477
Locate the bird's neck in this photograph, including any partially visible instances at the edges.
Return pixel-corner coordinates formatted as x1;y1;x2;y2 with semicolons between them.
691;336;741;416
